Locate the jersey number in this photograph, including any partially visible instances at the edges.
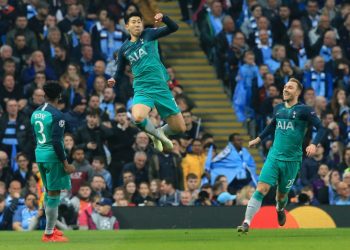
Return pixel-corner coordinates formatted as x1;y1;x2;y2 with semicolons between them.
35;121;46;144
286;179;294;189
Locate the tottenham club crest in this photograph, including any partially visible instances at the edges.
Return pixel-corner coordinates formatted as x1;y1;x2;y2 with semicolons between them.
59;120;65;128
292;111;296;119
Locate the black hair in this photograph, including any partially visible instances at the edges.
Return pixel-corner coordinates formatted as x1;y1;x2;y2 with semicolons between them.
228;133;240;142
86;109;100;117
106;12;117;23
71;145;85;154
116;107;127;114
93;155;105;164
124;11;143;24
43;82;62;100
25;192;37;200
14;30;26;39
162;178;174;187
186;173;198;181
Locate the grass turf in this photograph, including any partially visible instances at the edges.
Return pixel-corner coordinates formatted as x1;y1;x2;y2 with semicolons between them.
0;229;347;250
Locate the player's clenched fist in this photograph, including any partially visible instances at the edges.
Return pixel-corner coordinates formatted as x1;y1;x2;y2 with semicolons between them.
248;137;261;148
306;144;317;157
107;78;116;88
64;161;76;174
154;13;163;23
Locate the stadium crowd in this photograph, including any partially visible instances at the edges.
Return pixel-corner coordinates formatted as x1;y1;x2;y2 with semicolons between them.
0;0;349;231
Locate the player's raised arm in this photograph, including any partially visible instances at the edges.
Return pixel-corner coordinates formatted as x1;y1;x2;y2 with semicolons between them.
249;105;280;147
146;13;179;40
305;106;327;156
107;48;126;88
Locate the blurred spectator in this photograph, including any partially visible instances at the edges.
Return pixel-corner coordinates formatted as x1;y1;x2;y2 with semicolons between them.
316;30;338;63
312;164;329;197
22;88;45;118
299;186;320;205
124;181;138;205
335;181;350;205
112;187;126;207
28;1;50;45
70;146;94;195
12;31;33;69
0;151;12;186
287;28;310;71
52;45;69;76
300;0;320;33
39;27;64;61
74;109;109;161
182;110;204;140
134;182;154;206
149;179;161;203
87;198;119;230
198;0;225;60
99;87;115;120
303;56;333;100
207;134;257;193
236;185;255;206
90;174;112;199
265;44;287;73
23;71;46;99
87;60;110;94
80;45;96;76
179;190;193;206
6;14;37;52
338;147;350;174
328;141;344;166
185;173;199;200
181;139;206;189
233;50;263;123
70;183;92;230
12;193;38;231
253;29;272;65
0;75;23;109
63;133;75;164
92;156;112;192
343;171;350;186
217;191;236;206
122;151;149;186
0;99;34;164
0;0;16;38
58;3;81;34
274;59;302;92
0;193;16;230
303;87;316;107
148;150;183;190
215;15;236;79
94;13;125;62
21;50;57;85
328;88;348;122
107;107;138;185
194;190;213;206
0;57;17;80
317;169;341;204
241;4;263;38
300;144;333;187
67;18;85;55
12;153;31;188
272;4;292;45
64;94;87;133
159;178;181;206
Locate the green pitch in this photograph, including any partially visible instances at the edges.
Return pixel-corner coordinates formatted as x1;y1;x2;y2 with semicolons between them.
0;229;348;250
